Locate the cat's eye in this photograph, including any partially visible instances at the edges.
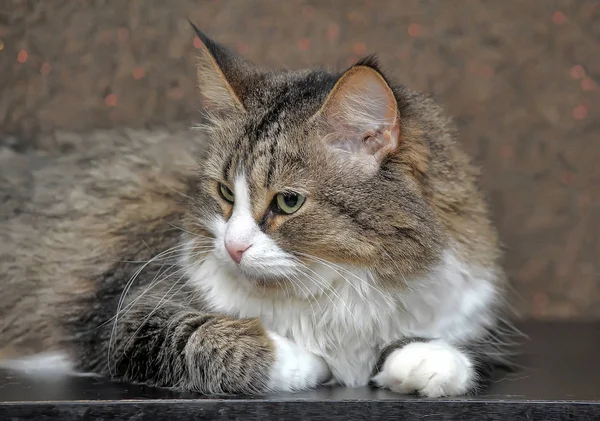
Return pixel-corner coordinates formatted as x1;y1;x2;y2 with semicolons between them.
218;183;235;204
275;192;306;214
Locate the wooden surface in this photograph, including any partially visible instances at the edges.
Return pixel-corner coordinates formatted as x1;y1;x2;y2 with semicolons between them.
0;321;598;420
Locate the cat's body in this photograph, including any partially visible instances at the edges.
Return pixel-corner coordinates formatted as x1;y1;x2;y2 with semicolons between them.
0;27;514;397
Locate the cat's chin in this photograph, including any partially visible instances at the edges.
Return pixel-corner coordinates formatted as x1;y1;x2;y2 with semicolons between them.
237;270;282;289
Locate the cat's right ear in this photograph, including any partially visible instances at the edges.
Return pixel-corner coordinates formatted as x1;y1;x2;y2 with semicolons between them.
313;59;400;172
189;21;249;114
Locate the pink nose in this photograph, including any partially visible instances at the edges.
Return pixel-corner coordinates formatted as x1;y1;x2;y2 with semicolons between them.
225;241;251;264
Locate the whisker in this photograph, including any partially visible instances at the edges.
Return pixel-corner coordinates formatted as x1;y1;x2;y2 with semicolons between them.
107;243;189;375
164;183;196;202
286;271;321;327
106;247;213;326
141;239;154;255
118;272;191;365
292;270;345;353
296;252;398;309
294;261;369;344
166;222;214;240
113;247;212;264
106;244;211;376
298;254;369;303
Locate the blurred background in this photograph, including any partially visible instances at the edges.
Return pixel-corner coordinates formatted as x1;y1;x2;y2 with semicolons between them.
1;0;598;319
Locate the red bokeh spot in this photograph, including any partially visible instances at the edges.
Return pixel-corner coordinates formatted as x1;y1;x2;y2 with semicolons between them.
326;23;340;41
168;87;184;99
552;11;567;25
236;42;249;54
105;93;118;107
297;38;310;51
581;77;595;91
193;36;202;49
353;42;366;55
40;62;52;75
17;49;28;63
572;104;588;120
132;66;145;80
408;23;421;37
559;172;575;185
570;65;585;79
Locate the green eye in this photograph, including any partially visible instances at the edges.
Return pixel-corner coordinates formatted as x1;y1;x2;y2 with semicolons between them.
218;183;235;204
275;192;306;214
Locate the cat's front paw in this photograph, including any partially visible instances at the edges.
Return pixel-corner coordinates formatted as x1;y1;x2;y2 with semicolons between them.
267;332;331;392
371;340;474;398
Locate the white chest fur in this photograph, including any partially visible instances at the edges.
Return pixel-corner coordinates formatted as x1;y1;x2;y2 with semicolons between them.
187;248;498;387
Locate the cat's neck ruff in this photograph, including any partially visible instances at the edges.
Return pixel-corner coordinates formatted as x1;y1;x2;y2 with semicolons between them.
183;242;498;386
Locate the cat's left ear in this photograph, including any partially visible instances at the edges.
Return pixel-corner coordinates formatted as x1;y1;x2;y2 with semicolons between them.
316;60;399;167
189;21;252;114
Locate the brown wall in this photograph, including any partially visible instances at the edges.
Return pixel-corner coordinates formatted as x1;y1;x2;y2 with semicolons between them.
2;0;599;318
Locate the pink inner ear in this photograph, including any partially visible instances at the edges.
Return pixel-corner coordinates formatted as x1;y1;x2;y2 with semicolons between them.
363;132;387;155
319;66;399;162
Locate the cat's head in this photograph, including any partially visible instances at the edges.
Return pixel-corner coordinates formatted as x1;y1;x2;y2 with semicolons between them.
185;25;445;295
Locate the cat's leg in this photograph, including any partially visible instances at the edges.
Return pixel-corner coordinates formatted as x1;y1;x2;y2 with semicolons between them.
74;302;330;394
371;333;515;397
370;338;475;398
372;320;525;397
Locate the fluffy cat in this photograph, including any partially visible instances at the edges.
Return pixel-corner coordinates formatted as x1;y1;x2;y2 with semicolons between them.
0;25;515;397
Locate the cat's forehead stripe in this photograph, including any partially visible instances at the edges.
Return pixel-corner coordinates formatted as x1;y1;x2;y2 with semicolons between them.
222;108;290;186
265;139;278;188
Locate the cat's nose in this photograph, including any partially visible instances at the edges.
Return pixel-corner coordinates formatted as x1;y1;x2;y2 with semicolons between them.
225;240;251;264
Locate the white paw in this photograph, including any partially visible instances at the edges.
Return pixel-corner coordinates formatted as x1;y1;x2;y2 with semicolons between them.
371;340;474;398
267;332;331;392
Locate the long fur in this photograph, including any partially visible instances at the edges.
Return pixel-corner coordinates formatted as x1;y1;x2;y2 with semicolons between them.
0;27;518;396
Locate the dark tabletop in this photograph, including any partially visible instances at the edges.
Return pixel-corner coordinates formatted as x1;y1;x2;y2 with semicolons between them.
1;321;599;420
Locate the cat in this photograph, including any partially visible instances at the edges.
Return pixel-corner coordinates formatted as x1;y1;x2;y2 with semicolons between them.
0;23;516;397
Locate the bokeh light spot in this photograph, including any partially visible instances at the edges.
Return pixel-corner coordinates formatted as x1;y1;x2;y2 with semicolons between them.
572;104;587;120
326;23;340;41
236;42;249;54
40;62;52;75
353;42;366;55
297;38;310;51
105;93;118;107
552;11;567;25
408;23;421;37
560;172;575;185
581;77;595;91
168;87;184;100
132;67;145;80
193;36;202;49
570;65;585;79
17;49;28;63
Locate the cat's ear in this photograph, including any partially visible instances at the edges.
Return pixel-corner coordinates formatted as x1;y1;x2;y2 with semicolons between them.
317;59;399;166
190;21;250;114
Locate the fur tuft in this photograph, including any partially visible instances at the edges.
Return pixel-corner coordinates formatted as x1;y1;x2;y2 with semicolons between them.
354;54;382;72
